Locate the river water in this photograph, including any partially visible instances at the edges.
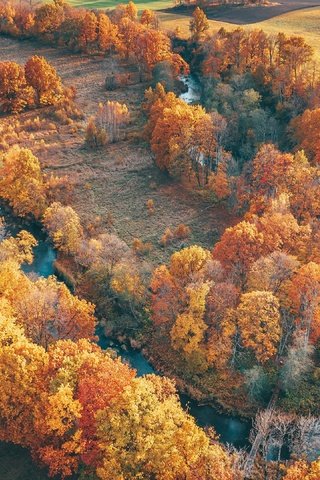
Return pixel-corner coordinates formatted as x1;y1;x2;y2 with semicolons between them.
1;209;251;449
0;75;251;451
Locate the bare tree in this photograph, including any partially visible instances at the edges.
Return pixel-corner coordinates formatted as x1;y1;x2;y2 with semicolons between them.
290;415;320;461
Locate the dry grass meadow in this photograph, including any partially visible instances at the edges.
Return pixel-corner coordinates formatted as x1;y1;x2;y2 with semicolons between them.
0;36;238;267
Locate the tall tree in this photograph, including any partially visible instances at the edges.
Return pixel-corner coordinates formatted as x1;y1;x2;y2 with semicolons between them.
190;7;209;42
0;147;46;218
25;55;63;106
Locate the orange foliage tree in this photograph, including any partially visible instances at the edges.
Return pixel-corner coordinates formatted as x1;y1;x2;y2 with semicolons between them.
25;55;63;106
291;108;320;164
0;61;34;113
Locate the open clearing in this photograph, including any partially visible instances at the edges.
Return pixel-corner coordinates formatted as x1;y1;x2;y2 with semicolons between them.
0;36;238;265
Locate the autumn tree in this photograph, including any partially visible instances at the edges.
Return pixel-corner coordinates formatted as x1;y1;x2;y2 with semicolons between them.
0;61;34;113
247;251;299;294
251;144;295;204
140;9;158;29
11;276;96;349
0;230;37;265
0;309;48;447
151;245;211;327
95;100;130;142
284;262;320;343
283;459;320;480
280;334;314;394
291;108;320;164
126;0;138;21
78;11;98;52
150;96;213;177
234;291;281;362
33;1;65;36
190;7;209;42
96;374;233;480
96;12;119;53
25;55;63;106
0;146;46;218
170;281;210;355
213;221;265;285
43;202;83;255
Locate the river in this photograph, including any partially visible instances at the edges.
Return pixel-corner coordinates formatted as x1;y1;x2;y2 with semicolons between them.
1;209;251;449
0;74;251;453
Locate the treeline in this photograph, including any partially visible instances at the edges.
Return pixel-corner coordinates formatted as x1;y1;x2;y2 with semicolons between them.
0;0;188;75
198;27;318;161
139;13;320;419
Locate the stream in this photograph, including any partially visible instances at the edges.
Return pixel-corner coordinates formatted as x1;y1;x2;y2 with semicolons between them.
0;75;251;453
1;214;251;450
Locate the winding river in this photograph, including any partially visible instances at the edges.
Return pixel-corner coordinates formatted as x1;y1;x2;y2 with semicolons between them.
1;217;251;450
0;76;251;454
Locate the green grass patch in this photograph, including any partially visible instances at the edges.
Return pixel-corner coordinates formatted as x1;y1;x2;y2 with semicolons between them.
68;0;173;11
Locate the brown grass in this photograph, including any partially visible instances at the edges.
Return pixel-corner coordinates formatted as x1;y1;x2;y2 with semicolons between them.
0;35;238;265
159;6;320;59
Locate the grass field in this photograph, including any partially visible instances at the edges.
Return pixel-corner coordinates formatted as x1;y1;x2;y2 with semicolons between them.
159;6;320;58
68;0;172;11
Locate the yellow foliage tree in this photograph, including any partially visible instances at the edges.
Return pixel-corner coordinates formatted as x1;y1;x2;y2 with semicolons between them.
96;374;233;480
171;282;210;355
43;202;83;255
235;290;281;362
0;147;46;218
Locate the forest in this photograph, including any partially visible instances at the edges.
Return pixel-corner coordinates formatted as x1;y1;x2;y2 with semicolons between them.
0;0;320;479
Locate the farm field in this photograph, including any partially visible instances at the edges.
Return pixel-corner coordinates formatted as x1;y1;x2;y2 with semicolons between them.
159;7;320;58
53;0;320;59
161;0;320;23
65;0;172;10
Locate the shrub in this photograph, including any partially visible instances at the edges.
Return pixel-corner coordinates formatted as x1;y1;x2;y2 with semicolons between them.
160;227;174;246
85;118;108;148
174;223;191;240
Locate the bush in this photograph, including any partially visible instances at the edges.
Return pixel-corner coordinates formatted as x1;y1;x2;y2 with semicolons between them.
132;238;152;256
85;118;108;148
160;227;174;246
174;223;191;240
146;199;155;214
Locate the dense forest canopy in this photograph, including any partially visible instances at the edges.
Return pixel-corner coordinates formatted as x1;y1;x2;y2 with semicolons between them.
0;1;320;478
